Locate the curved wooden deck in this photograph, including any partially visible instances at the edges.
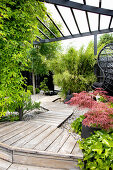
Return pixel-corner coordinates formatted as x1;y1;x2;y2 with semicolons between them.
0;96;83;169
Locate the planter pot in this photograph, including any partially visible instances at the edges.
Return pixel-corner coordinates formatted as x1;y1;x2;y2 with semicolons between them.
81;123;101;139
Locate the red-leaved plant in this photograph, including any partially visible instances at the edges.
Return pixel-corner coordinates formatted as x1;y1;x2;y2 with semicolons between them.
66;88;113;130
82;104;113;130
66;91;98;109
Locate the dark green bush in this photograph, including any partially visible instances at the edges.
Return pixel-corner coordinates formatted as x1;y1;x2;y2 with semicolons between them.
36;88;40;94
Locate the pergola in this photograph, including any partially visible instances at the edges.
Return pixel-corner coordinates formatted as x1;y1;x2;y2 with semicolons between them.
34;0;113;55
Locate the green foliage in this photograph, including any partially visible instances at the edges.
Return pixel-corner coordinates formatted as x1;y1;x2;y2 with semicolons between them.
50;46;96;96
98;33;113;48
27;85;33;94
78;130;113;169
36;88;40;94
28;48;48;76
71;115;85;135
0;0;46;119
40;78;49;94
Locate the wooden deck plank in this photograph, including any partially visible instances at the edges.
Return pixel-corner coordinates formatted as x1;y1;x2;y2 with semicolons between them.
37;115;69;119
72;143;83;157
34;128;63;151
0;158;12;169
0;122;13;128
12;124;50;147
3;123;43;146
24;126;57;149
58;135;77;155
31;120;59;126
35;117;62;122
0;122;32;142
0;121;25;137
8;163;61;170
41;111;72;115
46;131;69;153
13;151;78;169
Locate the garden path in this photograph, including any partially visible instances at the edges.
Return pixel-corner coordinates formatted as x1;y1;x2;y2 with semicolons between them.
0;94;82;169
31;94;76;127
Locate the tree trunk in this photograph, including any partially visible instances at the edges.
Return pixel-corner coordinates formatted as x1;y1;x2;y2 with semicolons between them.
18;107;23;121
32;71;35;95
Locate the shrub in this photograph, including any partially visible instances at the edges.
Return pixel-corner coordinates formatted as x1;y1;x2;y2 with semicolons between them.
66;88;113;109
66;91;97;108
40;78;49;94
51;46;96;96
83;106;113;131
23;97;40;112
68;89;113;131
78;131;113;169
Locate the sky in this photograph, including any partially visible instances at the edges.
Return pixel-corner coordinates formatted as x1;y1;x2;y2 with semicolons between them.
45;0;113;52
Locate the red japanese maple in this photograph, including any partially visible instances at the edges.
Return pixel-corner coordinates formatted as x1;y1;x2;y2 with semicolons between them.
82;106;113;130
66;88;113;130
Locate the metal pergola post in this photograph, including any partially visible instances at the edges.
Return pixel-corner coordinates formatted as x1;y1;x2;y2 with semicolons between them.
94;34;97;56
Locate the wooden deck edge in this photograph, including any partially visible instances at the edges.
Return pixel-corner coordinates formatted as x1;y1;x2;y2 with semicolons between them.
0;142;83;169
57;111;74;128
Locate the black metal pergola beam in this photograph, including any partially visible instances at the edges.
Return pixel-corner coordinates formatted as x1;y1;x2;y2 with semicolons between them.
37;16;57;38
55;5;73;36
70;8;81;34
83;0;91;32
36;35;42;41
39;0;113;17
98;0;102;31
46;12;64;37
37;27;50;39
34;28;113;44
41;6;64;37
109;17;113;29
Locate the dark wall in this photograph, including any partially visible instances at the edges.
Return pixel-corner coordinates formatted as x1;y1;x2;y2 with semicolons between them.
22;71;54;91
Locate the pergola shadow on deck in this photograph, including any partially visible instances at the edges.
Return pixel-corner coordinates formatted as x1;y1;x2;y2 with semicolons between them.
34;0;113;55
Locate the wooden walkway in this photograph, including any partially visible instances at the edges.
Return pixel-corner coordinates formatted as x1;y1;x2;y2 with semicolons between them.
32;110;73;127
31;95;75;127
0;95;82;169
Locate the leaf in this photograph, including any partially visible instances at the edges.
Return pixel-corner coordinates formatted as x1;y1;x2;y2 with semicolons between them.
92;142;103;154
102;139;113;147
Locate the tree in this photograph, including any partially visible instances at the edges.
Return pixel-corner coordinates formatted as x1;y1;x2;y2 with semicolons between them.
0;1;46;119
28;48;48;94
28;14;62;94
